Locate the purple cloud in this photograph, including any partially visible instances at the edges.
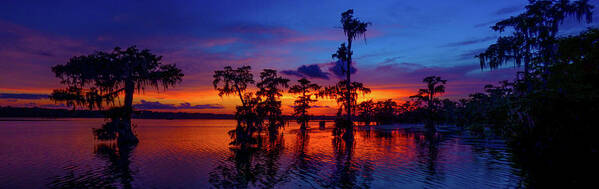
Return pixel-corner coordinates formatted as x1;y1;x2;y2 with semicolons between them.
178;102;224;109
281;70;304;78
329;60;357;79
134;100;178;110
441;36;496;47
134;100;223;110
282;64;330;80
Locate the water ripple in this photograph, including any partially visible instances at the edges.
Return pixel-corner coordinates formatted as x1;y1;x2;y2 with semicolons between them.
0;119;524;188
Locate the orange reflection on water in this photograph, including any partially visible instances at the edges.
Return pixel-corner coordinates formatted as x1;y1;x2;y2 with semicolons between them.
1;118;520;188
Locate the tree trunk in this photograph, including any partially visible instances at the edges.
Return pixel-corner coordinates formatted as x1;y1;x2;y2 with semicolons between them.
524;61;530;92
119;80;139;144
428;91;433;112
524;43;532;94
301;90;307;130
344;39;353;140
426;89;436;132
235;84;246;107
425;113;436;132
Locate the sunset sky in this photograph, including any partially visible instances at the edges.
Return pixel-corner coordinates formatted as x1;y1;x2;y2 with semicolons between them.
1;0;597;115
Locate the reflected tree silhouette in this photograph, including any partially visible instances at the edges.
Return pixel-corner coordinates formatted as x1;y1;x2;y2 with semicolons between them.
48;142;137;189
281;129;322;187
321;135;374;188
94;143;136;189
209;144;261;188
207;121;530;188
321;136;360;188
261;133;286;188
414;132;443;186
209;133;287;188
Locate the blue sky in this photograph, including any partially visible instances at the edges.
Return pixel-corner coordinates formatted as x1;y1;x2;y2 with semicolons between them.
1;0;597;113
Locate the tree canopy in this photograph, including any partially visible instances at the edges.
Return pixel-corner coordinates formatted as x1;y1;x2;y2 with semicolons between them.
288;78;321;129
213;66;255;106
319;80;371;116
334;9;371;126
51;46;183;143
256;69;290;130
410;76;447;111
51;46;183;110
477;0;593;87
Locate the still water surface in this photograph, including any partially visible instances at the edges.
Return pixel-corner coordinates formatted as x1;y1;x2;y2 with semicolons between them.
0;118;524;188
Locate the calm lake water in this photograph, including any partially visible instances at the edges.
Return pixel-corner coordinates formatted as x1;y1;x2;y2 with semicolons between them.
0;118;526;188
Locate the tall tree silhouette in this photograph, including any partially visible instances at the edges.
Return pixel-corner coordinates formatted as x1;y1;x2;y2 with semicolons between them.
410;76;447;111
213;66;257;145
410;76;446;130
334;9;370;125
256;69;290;133
51;46;183;144
477;0;593;91
320;80;370;138
288;78;321;130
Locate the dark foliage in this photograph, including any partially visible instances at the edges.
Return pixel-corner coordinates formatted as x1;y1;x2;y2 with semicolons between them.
50;46;183;144
288;78;321;129
333;9;371;128
256;69;290;132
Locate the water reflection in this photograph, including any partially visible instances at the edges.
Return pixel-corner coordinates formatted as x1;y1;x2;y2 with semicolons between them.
323;135;373;188
48;142;137;188
209;131;287;188
207;124;521;188
415;132;443;187
286;130;319;185
0;119;524;188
